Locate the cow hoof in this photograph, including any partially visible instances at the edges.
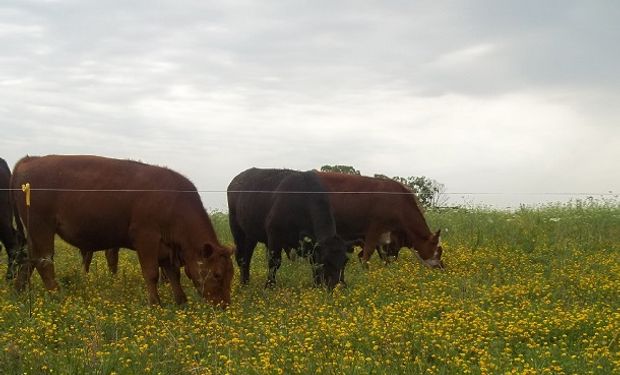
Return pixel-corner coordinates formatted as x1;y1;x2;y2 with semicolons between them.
264;279;277;289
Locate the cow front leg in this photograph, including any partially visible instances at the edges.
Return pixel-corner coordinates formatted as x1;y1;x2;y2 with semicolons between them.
266;239;283;288
160;261;187;305
134;236;162;305
14;260;35;292
35;257;59;290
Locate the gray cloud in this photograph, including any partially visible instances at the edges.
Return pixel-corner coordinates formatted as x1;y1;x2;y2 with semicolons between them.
1;0;618;210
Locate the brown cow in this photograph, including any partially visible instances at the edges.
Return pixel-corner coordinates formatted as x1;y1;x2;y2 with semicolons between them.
11;155;234;307
317;172;444;269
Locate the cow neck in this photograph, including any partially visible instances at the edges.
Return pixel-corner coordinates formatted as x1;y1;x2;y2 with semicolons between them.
171;199;222;256
308;199;338;243
402;198;434;256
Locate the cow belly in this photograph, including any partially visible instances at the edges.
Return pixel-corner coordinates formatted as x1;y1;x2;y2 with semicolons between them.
56;217;131;251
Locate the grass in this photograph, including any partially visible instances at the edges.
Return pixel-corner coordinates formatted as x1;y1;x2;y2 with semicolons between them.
0;200;619;374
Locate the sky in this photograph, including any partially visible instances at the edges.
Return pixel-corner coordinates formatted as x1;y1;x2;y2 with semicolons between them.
1;0;619;211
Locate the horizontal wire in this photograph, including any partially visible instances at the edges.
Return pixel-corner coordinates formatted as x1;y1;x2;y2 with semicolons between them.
0;188;616;196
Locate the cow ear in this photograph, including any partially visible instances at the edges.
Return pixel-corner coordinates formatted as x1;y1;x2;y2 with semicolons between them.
203;243;214;258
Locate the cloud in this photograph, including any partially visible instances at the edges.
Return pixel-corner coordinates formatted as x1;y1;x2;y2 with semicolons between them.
0;0;618;211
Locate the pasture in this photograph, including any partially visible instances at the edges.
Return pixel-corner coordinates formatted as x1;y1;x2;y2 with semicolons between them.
0;201;619;374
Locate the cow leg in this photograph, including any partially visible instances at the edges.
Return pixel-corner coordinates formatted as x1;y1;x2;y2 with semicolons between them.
80;249;93;273
266;237;284;288
134;235;162;305
160;260;187;305
159;267;169;284
35;256;59;290
232;235;257;286
360;229;382;265
14;261;34;292
19;225;58;291
0;225;17;280
310;249;323;286
229;216;256;285
5;243;18;280
105;248;119;274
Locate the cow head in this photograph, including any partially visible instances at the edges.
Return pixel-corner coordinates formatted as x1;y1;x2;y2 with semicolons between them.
315;236;349;289
188;243;234;308
414;229;445;270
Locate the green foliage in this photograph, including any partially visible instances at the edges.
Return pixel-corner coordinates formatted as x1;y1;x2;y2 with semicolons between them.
319;165;361;175
0;202;618;374
391;175;446;208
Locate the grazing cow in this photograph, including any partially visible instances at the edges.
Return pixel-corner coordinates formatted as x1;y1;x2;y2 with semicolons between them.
11;155;234;307
317;172;444;269
227;168;349;289
1;157;23;279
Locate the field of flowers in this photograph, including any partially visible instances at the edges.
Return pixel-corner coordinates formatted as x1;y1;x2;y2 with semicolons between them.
0;201;619;374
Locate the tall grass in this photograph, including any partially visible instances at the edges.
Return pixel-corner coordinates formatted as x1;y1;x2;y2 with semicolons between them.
0;202;618;374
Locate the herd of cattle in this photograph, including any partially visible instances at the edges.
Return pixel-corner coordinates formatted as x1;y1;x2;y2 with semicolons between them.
0;155;444;308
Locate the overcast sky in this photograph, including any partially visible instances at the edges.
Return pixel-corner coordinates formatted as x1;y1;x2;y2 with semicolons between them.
1;0;618;210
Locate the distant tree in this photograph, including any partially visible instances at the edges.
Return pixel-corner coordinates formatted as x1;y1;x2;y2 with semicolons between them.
391;175;447;209
373;174;390;180
320;165;361;175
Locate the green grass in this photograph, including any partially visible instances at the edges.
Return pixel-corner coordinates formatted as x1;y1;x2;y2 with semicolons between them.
0;201;618;374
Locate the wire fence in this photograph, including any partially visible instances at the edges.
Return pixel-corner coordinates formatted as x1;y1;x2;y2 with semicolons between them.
0;188;616;195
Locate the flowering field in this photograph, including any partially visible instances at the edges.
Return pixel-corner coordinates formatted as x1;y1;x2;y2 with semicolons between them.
0;202;619;374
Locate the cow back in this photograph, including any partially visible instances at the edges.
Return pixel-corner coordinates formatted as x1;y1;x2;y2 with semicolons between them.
11;155;215;251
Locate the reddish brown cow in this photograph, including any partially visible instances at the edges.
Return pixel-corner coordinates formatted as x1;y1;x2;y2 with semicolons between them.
317;172;444;269
11;155;234;307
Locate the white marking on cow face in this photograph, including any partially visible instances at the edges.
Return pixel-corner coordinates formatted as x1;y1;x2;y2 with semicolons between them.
415;248;443;269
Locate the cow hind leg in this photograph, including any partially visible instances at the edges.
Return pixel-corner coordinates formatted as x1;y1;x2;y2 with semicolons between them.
105;248;119;274
80;249;93;273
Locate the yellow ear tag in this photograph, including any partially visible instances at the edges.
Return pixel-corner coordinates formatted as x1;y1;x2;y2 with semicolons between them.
21;183;31;207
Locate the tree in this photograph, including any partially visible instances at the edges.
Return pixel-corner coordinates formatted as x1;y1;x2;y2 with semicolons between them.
391;175;447;209
320;165;361;175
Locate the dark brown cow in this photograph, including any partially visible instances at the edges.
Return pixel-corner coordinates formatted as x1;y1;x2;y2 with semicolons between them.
1;157;23;279
317;172;444;269
11;155;234;307
228;168;349;289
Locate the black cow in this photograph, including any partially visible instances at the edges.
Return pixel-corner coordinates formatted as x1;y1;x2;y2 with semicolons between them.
0;157;22;280
227;168;348;289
